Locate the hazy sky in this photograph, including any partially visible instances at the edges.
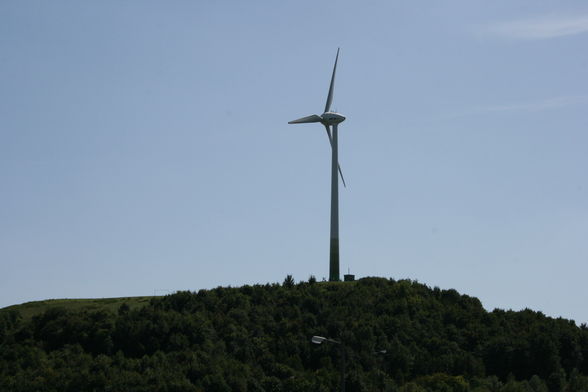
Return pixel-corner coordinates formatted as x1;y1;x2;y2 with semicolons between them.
1;1;587;323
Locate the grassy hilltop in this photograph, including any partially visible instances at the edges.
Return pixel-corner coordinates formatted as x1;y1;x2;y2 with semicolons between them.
1;277;588;392
1;296;152;322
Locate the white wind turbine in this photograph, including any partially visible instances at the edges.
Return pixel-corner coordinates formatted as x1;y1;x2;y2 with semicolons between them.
288;48;346;282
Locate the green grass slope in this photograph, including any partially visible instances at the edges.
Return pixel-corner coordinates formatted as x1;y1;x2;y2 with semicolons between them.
1;296;153;321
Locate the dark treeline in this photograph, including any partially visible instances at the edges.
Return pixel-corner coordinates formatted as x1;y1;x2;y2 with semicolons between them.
2;277;588;391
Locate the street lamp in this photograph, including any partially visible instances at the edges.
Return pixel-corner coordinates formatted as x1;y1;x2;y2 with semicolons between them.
312;335;341;345
311;336;345;392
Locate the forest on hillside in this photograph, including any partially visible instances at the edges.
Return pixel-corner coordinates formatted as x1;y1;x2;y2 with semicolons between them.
1;277;588;392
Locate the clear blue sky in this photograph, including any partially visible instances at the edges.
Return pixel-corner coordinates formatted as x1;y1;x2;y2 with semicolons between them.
1;1;587;323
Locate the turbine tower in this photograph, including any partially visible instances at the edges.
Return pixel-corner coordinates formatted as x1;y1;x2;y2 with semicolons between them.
288;48;346;282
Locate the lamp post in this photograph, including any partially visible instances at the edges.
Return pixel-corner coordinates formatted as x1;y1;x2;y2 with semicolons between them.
311;336;345;392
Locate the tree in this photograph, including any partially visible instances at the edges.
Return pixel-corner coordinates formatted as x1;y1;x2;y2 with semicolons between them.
283;275;295;288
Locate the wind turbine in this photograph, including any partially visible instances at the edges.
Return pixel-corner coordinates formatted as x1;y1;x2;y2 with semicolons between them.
288;48;346;282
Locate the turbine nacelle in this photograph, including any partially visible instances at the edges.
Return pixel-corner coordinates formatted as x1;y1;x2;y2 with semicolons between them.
321;112;345;125
287;112;345;126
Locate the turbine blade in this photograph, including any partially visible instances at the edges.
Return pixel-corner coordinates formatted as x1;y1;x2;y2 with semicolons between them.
338;163;346;188
324;124;346;188
323;123;333;144
324;48;339;113
288;114;322;124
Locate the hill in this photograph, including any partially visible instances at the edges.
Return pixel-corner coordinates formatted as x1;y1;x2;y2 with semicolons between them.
1;277;588;392
1;296;153;321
